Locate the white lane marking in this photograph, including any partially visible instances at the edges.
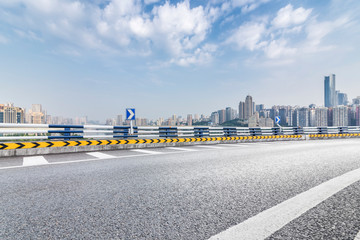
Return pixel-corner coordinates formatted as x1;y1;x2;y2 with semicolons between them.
131;149;163;155
354;231;360;240
166;147;197;152
86;152;114;159
0;148;211;171
23;156;49;166
195;145;224;149
217;144;249;147
244;143;275;146
209;167;360;240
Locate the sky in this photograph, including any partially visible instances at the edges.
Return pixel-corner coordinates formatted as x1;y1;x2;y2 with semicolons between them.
0;0;360;121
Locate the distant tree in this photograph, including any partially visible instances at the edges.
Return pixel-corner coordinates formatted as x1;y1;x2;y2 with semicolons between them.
192;121;210;126
220;118;248;127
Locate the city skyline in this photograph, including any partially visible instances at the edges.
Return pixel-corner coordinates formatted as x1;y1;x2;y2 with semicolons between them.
1;0;360;120
2;75;360;127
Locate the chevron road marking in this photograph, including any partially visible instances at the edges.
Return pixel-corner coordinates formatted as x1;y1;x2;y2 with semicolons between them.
209;167;360;240
23;156;49;166
86;152;114;159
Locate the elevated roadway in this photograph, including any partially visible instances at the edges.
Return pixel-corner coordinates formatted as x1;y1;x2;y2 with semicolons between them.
1;139;360;239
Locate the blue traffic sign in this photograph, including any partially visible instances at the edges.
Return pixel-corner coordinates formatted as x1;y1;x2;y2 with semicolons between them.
126;108;135;120
275;116;281;124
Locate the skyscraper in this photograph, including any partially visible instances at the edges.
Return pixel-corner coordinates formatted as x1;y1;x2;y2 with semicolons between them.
244;95;253;120
315;107;328;127
238;101;245;120
332;106;348;126
218;109;226;124
337;92;348;106
324;74;336;107
298;108;309;127
356;106;360;126
211;111;219;125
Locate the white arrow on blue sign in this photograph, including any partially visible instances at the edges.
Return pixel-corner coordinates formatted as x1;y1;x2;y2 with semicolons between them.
275;116;281;124
126;108;135;120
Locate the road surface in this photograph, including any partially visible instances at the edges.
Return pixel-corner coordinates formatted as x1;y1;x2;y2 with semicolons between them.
1;139;360;239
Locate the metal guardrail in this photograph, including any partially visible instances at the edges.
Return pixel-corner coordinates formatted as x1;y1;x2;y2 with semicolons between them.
0;123;360;141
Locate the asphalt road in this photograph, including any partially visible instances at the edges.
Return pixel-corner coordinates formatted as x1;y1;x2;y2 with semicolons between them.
1;139;360;239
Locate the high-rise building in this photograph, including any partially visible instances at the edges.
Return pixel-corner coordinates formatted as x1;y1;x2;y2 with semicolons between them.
353;97;360;105
298;108;309;127
356;106;360;126
187;114;192;126
28;104;45;124
279;108;288;126
256;104;265;112
116;115;123;125
0;104;4;123
315;107;328;127
259;117;274;127
309;108;316;127
194;114;200;122
238;101;245;119
218;109;226;124
324;74;336;107
337;92;348;106
211;112;219;126
226;107;236;122
332;106;348;126
248;112;259;127
270;106;279;122
0;103;24;123
244;95;253;120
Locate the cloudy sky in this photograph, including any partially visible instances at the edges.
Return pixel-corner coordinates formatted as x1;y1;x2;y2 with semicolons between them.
1;0;359;121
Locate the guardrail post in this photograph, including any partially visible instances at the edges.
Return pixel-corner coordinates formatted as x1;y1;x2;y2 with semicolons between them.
317;127;328;134
293;127;304;135
249;128;261;136
194;127;209;137
271;127;280;136
223;127;237;137
159;127;178;138
338;126;348;134
64;127;70;140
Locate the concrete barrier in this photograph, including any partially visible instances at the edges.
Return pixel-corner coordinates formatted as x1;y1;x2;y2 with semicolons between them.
0;135;305;157
1;133;359;157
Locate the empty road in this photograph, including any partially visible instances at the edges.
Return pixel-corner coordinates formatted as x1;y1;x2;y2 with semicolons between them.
1;139;360;239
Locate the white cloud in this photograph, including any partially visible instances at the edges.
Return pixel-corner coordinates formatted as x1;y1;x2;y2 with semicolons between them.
208;0;270;14
264;39;296;59
172;43;217;66
272;4;312;28
225;3;351;62
226;21;267;51
305;17;350;50
0;0;215;66
151;1;210;54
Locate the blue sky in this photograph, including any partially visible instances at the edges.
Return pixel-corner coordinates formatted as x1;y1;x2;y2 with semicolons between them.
0;0;359;121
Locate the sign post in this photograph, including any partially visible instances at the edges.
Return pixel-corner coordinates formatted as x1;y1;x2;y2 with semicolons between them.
126;108;136;135
275;116;282;133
